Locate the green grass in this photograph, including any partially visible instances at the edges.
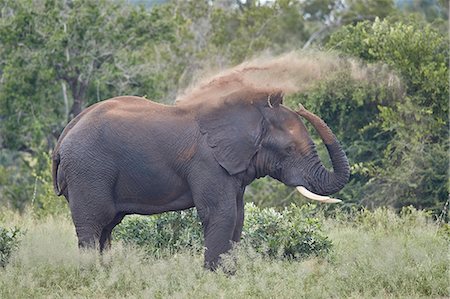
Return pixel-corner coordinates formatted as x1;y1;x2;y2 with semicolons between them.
0;208;448;298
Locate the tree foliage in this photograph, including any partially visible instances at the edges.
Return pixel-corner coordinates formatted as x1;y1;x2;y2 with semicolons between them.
0;0;185;151
326;18;448;211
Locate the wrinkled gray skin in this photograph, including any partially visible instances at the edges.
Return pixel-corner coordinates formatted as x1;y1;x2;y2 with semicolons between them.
52;92;349;270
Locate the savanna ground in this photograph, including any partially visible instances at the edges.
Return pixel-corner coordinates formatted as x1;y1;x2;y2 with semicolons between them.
0;207;448;298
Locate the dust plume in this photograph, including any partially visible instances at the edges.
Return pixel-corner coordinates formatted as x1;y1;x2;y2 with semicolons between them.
175;51;401;105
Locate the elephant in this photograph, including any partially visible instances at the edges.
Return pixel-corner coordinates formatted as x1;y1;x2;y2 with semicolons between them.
52;89;350;270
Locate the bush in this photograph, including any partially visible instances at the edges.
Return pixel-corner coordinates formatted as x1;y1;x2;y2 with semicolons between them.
350;205;434;232
113;208;204;256
31;153;70;218
0;150;35;211
0;150;69;217
0;226;21;267
243;203;331;259
113;203;332;259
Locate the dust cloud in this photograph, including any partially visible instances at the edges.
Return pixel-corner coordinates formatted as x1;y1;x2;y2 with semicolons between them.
175;51;401;105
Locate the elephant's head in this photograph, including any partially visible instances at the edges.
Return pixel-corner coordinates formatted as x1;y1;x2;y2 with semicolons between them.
196;90;350;201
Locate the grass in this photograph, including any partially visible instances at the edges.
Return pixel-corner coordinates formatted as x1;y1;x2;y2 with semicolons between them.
0;208;448;298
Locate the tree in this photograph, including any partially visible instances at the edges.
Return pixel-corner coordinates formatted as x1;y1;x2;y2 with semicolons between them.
324;18;448;211
0;0;182;152
0;0;189;210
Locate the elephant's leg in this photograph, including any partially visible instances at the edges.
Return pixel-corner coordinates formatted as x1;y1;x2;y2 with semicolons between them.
232;190;245;243
99;213;126;252
68;188;117;251
200;204;237;270
192;181;239;270
72;217;104;250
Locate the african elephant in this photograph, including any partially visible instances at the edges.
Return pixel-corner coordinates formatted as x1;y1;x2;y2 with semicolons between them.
52;89;349;270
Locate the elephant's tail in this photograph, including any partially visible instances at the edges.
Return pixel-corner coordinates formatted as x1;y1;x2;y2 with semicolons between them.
52;152;66;196
51;102;101;197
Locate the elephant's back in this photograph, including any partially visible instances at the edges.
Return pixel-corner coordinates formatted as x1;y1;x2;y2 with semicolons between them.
56;97;175;147
98;96;176;118
83;96;174;118
55;96;192;164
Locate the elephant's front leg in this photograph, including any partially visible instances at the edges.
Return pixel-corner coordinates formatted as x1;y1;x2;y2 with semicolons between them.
193;182;239;271
202;205;237;270
232;189;245;242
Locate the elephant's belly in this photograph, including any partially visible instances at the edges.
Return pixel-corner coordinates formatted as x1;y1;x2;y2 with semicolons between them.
113;169;194;215
115;191;195;215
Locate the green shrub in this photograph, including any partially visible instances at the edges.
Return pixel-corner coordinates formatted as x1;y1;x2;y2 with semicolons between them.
113;203;332;259
113;208;204;256
31;153;70;218
0;151;69;217
243;203;332;258
0;226;21;267
0;150;35;211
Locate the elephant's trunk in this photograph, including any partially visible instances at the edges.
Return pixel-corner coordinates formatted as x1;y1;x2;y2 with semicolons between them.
297;105;350;196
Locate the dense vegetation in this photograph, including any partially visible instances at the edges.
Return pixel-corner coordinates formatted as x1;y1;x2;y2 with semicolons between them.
0;226;20;267
113;203;332;259
0;0;447;214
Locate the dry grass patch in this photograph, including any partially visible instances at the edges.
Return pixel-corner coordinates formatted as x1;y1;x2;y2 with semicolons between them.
0;208;447;298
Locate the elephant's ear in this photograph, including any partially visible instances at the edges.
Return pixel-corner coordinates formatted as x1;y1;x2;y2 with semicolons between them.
198;101;265;175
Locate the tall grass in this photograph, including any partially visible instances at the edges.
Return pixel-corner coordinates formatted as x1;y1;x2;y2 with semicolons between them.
0;208;448;298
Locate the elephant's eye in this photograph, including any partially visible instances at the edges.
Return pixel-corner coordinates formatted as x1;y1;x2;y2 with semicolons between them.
285;144;296;154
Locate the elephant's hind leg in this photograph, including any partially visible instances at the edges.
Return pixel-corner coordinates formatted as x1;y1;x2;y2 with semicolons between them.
99;212;126;252
68;188;117;251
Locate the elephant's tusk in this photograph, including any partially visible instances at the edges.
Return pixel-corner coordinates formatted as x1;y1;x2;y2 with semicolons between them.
267;95;273;108
296;186;342;203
